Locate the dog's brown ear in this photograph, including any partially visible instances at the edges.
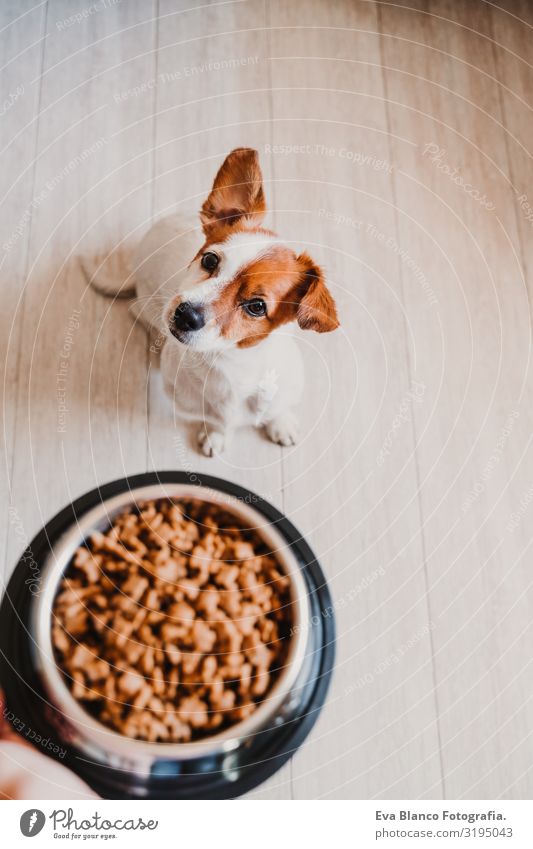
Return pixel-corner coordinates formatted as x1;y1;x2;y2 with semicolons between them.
296;253;339;333
200;148;266;236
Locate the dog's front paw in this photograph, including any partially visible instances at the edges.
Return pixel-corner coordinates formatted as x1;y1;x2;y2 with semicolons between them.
265;413;300;447
197;428;226;457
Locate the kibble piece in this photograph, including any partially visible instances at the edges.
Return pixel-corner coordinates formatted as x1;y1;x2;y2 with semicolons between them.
155;558;182;583
202;655;218;681
169;600;195;624
178;696;208;729
192;620;217;652
52;626;70;654
215;565;239;589
70;644;95;668
122;575;148;603
181;652;202;676
74;548;100;583
118;670;145;697
165;644;181;666
179;578;201;600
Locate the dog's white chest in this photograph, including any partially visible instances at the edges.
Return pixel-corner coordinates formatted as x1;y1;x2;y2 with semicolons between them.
160;332;303;429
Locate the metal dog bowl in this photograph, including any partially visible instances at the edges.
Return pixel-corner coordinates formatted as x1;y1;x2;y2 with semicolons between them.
0;472;335;799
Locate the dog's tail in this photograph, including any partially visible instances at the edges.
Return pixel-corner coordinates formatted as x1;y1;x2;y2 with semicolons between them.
79;243;136;298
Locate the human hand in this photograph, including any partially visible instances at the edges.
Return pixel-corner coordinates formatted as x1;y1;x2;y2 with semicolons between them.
0;690;97;800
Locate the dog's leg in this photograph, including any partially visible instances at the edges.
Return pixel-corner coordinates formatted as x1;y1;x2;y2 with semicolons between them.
193;369;239;457
264;411;300;447
197;426;231;457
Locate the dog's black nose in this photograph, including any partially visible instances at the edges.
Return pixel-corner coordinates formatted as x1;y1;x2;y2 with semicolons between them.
173;301;205;332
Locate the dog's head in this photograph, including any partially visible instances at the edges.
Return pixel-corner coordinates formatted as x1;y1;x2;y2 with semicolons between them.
166;148;339;351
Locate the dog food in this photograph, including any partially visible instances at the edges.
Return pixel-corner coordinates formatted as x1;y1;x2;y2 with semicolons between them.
51;498;293;743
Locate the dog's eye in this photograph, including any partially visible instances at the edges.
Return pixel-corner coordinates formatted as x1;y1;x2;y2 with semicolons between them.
243;299;267;317
201;251;220;273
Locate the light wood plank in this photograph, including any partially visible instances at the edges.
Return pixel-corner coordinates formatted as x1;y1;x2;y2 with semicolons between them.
485;0;533;799
379;0;533;799
149;0;291;799
6;0;156;565
268;0;442;799
1;1;47;585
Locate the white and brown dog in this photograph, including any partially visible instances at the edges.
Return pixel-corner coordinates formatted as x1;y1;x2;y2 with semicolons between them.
84;148;339;456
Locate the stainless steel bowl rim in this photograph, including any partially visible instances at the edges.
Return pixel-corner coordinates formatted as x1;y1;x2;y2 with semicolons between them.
32;483;311;761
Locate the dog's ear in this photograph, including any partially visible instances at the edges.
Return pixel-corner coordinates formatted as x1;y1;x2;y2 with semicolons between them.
200;148;266;236
295;253;339;333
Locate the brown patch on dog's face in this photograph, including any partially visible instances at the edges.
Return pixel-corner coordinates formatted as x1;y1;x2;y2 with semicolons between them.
207;247;339;348
192;223;278;269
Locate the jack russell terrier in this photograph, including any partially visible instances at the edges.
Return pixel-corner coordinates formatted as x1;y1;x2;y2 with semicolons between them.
83;148;339;456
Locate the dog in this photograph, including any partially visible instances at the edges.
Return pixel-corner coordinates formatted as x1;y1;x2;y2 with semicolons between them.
82;148;339;456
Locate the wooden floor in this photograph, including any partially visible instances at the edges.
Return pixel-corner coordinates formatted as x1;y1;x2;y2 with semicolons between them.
1;0;533;800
